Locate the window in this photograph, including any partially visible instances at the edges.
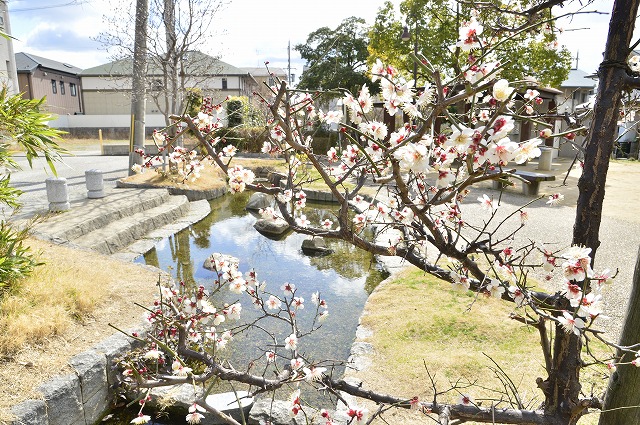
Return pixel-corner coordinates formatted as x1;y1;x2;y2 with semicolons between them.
59;81;65;95
222;78;228;90
70;83;77;97
268;77;275;86
51;80;57;94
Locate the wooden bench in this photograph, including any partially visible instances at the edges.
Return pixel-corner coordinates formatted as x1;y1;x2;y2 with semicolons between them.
491;170;555;196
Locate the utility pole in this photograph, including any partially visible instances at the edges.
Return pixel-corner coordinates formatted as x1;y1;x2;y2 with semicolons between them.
129;0;149;175
287;41;292;84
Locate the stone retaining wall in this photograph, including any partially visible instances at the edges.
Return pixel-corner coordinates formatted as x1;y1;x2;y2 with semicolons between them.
10;330;145;425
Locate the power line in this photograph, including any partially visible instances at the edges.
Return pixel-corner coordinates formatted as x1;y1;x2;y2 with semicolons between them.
9;0;89;13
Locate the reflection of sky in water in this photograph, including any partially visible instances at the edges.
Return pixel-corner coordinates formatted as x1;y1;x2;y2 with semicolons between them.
119;195;388;423
137;194;387;374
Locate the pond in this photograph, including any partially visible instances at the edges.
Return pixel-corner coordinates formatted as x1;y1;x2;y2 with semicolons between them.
106;192;388;424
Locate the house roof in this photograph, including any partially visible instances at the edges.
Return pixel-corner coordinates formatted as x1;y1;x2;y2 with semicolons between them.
15;52;82;75
561;69;596;89
241;67;287;78
81;51;246;77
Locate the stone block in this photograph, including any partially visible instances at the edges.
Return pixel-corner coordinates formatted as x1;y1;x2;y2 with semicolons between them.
69;350;107;401
37;374;84;425
82;386;111;424
248;399;324;425
10;399;48;425
246;192;273;211
92;333;132;386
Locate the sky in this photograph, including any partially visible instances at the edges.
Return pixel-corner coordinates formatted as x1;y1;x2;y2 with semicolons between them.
6;0;619;83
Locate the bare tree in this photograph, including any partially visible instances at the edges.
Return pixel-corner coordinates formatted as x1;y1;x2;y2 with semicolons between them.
97;0;227;130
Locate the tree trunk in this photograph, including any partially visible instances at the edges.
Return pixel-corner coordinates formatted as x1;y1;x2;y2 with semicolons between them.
128;0;149;175
544;0;640;422
572;0;639;260
600;247;640;424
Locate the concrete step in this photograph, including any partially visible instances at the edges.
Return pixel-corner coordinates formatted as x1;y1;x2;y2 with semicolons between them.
32;188;172;242
72;195;192;255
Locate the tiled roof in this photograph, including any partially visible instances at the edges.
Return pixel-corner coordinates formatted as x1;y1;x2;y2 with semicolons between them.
81;51;246;76
15;52;82;75
561;69;596;89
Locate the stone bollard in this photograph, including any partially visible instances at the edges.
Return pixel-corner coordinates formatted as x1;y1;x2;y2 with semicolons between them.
45;177;70;212
538;147;553;171
85;169;105;199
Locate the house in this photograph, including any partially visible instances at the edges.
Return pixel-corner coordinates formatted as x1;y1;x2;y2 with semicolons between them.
0;1;19;94
80;51;251;117
241;67;288;98
556;68;597;157
15;52;83;115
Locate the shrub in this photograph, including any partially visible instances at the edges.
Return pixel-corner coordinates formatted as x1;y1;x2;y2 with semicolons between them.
0;223;40;293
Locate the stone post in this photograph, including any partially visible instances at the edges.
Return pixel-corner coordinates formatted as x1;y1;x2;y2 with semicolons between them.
45;177;70;212
85;169;105;199
538;147;553;171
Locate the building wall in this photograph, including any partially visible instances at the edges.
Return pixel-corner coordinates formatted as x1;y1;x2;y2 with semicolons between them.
0;1;18;94
81;75;248;116
20;68;83;115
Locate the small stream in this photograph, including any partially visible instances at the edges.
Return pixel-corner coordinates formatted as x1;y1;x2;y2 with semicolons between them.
107;192;388;424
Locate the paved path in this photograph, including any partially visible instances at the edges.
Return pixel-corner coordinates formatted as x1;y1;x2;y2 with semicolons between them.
1;152;130;222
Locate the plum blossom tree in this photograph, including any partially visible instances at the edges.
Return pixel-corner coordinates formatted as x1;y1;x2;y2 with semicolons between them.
121;1;640;424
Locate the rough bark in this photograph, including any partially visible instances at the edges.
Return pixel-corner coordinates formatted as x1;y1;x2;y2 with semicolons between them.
571;0;640;423
600;247;640;424
128;0;149;174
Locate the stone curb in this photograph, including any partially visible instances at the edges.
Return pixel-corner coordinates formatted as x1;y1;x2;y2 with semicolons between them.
116;179;227;201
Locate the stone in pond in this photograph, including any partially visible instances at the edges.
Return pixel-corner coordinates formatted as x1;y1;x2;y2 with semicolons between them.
253;218;290;239
249;399;326;425
246;192;273;211
203;253;238;271
301;237;333;256
204;391;253;424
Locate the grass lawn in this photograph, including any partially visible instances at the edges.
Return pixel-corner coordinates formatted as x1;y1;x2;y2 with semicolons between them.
346;267;609;424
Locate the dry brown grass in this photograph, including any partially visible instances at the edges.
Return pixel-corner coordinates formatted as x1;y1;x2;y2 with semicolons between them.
121;160;228;191
0;238;160;422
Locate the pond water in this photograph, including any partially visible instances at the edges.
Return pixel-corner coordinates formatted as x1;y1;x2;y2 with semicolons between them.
106;192;388;424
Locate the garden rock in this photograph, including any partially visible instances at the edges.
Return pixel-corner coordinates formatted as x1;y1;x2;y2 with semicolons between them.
246;192;273;211
253;218;290;238
301;237;333;256
249;399;327;425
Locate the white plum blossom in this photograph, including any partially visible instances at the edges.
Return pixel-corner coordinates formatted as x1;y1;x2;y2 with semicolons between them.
185;404;206;424
524;89;540;100
478;194;495;212
546;193;565;206
630;55;640;72
267;295;282;310
281;282;296;295
284;333;298;350
227;165;255;193
558;310;585;336
513;139;542;164
492;79;514;102
456;18;483;51
303;366;327;382
130;415;152;424
486;278;505;298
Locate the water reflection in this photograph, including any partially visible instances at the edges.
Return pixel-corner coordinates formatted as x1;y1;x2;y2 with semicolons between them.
123;192;388;423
